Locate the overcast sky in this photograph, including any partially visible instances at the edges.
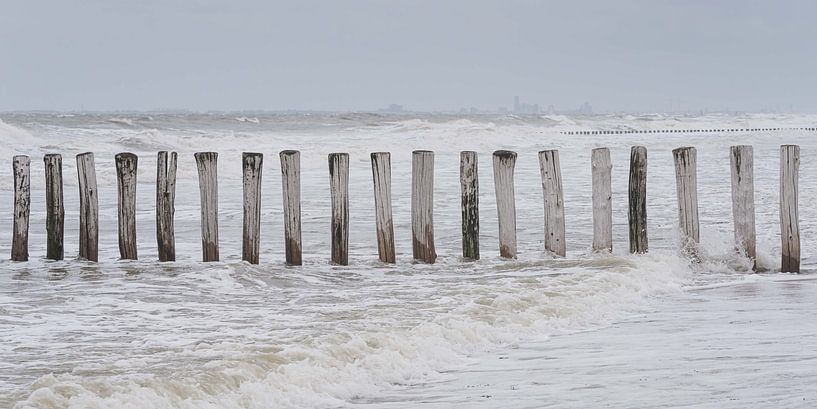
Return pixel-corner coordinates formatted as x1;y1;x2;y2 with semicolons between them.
1;0;815;112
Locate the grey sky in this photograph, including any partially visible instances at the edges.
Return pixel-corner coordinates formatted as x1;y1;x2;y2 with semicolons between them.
1;0;815;112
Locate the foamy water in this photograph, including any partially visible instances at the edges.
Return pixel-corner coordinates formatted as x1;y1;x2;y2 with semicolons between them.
0;112;815;408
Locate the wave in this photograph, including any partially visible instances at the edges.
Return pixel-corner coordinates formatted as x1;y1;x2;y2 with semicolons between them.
107;117;138;127
11;251;693;409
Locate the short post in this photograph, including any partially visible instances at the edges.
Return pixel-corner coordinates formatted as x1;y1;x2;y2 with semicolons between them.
194;152;219;262
628;146;648;254
591;148;612;252
780;145;800;272
460;151;479;260
77;152;99;262
329;153;349;265
242;152;263;264
44;154;64;260
412;150;436;263
115;153;138;260
672;147;699;255
493;150;517;259
156;151;177;262
538;150;566;257
280;150;302;266
729;145;756;268
11;155;30;261
371;152;396;263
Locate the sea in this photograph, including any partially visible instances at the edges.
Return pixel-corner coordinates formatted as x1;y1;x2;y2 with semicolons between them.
1;112;816;408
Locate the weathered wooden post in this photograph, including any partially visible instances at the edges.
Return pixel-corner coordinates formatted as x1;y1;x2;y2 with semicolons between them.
194;152;219;262
11;155;30;261
628;146;648;254
242;152;263;264
329;153;349;265
729;145;756;268
76;152;99;262
538;150;566;257
412;150;436;263
156;151;177;262
780;144;800;273
460;151;479;260
44;154;64;260
493;150;517;258
115;153;138;260
672;147;699;255
371;152;396;263
591;148;612;252
280;150;302;266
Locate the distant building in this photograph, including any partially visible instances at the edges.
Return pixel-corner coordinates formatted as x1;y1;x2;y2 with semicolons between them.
512;96;540;114
385;104;404;113
578;102;593;114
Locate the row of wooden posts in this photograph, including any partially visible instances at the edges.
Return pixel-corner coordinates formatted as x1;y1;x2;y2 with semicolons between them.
5;144;801;272
562;127;816;135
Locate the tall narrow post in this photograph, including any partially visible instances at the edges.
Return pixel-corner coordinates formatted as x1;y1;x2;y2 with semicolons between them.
591;148;612;252
115;153;138;260
156;151;177;262
628;146;648;254
329;153;349;265
538;150;566;257
729;145;756;268
44;154;64;260
460;151;479;260
493;150;517;259
76;152;99;262
672;147;699;255
780;145;800;273
242;152;263;264
412;150;436;263
195;152;219;262
371;152;396;263
11;155;30;261
280;150;302;266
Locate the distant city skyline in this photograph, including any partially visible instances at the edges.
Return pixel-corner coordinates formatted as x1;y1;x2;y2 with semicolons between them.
2;1;816;113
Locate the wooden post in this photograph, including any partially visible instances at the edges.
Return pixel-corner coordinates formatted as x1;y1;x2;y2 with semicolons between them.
460;151;479;260
672;147;699;255
11;155;30;261
371;152;396;263
780;145;800;273
242;152;263;264
628;146;648;254
156;151;177;262
329;153;349;265
591;148;612;252
729;145;756;268
115;153;138;260
44;154;64;260
412;150;436;263
493;150;517;259
280;150;302;266
538;150;566;257
76;152;99;262
194;152;219;262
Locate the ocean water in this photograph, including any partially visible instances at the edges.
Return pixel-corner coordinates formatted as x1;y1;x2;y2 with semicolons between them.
0;112;815;408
